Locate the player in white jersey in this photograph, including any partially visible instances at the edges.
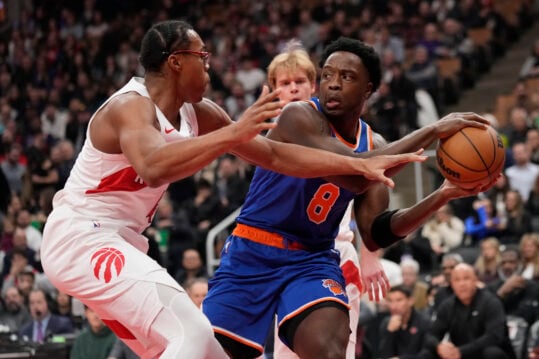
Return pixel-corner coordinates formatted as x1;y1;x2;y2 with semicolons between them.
40;21;425;359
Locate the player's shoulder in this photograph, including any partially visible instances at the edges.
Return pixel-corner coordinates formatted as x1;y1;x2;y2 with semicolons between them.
106;91;154;117
279;100;326;127
192;97;228;117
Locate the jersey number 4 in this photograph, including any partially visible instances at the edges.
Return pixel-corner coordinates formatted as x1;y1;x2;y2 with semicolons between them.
307;183;340;224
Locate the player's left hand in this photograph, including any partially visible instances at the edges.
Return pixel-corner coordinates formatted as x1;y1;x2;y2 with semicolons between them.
440;173;501;200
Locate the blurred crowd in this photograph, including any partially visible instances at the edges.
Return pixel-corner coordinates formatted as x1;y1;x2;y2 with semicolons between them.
0;0;538;358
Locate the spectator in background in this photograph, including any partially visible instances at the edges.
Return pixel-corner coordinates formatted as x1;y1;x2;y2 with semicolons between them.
374;26;405;63
529;320;539;359
235;58;266;96
179;178;221;261
15;208;42;259
40;102;69;144
526;129;539;165
502;107;532;147
369;81;400;141
2;227;38;278
0;286;30;333
174;248;208;288
19;288;74;343
224;80;255;121
505;142;539;202
406;44;440;112
488;247;539;326
474;237;501;285
388;62;419;134
421;203;464;260
464;197;504;243
108;338;140;359
400;258;429;310
378;285;431;359
383;229;437;275
422;263;516;359
499;189;533;245
433;253;464;311
485;174;511;223
70;306;116;359
184;277;209;309
1;143;26;195
214;154;250;218
519;39;539;79
520;233;539;280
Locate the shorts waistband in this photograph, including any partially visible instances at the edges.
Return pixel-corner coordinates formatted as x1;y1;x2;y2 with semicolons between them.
232;223;307;250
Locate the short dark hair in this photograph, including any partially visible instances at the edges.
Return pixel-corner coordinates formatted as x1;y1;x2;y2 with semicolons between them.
388;284;412;298
319;37;382;92
139;20;193;73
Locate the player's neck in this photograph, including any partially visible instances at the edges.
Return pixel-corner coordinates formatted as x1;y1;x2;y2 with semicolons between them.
145;73;184;122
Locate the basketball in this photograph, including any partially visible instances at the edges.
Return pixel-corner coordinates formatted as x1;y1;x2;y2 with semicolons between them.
436;126;505;189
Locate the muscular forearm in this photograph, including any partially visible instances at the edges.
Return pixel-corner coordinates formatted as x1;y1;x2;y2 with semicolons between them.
370;125;437;158
234;137;373;179
390;187;453;237
141;125;241;186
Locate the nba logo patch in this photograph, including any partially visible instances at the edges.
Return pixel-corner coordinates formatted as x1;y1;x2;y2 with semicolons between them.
322;279;346;296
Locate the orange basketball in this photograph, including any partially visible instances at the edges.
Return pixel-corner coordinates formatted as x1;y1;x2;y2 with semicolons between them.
436;126;505;189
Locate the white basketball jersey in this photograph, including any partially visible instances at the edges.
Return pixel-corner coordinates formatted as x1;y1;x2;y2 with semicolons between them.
53;77;199;233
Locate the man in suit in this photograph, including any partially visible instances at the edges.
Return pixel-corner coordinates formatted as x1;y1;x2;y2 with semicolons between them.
19;288;74;343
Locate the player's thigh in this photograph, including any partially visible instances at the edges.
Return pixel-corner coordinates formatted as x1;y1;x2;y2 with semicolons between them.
293;304;350;359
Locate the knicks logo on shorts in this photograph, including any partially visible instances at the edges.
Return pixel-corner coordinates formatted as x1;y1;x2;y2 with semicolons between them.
322;279;346;296
91;247;125;283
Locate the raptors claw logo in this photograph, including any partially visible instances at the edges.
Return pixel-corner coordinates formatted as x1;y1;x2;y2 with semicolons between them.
91;248;125;283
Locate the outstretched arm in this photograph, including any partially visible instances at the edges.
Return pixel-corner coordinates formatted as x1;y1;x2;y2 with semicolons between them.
363;179;495;251
101;86;282;187
195;98;425;188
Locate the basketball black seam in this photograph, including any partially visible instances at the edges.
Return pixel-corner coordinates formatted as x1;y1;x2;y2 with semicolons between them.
458;129;490;172
439;144;486;173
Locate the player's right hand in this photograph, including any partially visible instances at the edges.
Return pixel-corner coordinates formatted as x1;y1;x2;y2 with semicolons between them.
434;112;490;139
232;86;283;143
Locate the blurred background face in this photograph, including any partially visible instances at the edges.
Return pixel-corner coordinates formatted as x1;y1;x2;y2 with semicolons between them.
521;237;538;260
29;291;49;320
85;306;105;332
442;258;458;282
273;67;315;104
500;251;520;277
450;266;477;304
480;240;499;260
4;287;24;312
401;265;418;287
188;281;208;309
387;290;412;316
182;249;202;270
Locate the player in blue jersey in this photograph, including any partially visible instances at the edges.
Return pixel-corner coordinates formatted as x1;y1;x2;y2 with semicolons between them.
203;37;495;359
265;40;394;359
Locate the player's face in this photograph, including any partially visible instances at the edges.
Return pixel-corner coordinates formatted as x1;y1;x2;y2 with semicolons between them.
273;68;315;105
319;51;372;118
175;30;210;104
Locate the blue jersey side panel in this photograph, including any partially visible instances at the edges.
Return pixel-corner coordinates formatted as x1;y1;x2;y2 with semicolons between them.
237;98;373;247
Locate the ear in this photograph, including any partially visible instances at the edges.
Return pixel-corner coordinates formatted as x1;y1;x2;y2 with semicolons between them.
168;55;181;71
365;82;374;99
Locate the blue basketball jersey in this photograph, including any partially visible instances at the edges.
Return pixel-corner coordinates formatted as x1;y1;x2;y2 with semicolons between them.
237;97;373;248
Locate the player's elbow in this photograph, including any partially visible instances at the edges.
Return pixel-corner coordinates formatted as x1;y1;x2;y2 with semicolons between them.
138;168;167;188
